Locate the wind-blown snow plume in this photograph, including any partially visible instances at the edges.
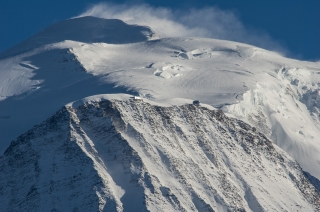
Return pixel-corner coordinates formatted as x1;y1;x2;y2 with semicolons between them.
78;3;286;54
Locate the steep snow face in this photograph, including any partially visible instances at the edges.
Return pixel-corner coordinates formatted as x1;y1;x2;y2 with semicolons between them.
0;16;158;59
225;66;320;180
1;95;319;212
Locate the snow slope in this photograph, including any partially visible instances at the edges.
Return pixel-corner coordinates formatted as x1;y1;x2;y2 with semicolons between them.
0;16;320;194
1;95;319;211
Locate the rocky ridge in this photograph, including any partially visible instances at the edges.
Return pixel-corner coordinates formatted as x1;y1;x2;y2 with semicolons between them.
1;96;319;211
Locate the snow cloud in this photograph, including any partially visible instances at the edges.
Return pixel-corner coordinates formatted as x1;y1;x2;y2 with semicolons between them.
78;3;286;54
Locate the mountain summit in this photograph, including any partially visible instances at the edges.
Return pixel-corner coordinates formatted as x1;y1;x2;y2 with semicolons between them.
0;17;320;211
0;16;159;59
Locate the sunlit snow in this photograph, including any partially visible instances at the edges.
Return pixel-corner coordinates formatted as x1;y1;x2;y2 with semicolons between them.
0;16;320;187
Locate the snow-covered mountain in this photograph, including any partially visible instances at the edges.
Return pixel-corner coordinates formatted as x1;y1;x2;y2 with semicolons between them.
1;16;320;211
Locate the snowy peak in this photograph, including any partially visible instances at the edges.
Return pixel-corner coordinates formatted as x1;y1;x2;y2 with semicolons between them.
0;16;159;59
1;15;320;212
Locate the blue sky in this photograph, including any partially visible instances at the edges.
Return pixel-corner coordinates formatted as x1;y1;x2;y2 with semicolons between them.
1;0;319;61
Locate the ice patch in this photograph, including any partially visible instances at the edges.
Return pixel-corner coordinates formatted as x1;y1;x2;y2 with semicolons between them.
173;46;255;60
236;46;256;58
19;62;38;70
149;62;192;79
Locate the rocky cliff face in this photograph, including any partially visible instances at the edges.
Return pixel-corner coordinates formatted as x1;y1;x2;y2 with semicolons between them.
1;96;319;211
